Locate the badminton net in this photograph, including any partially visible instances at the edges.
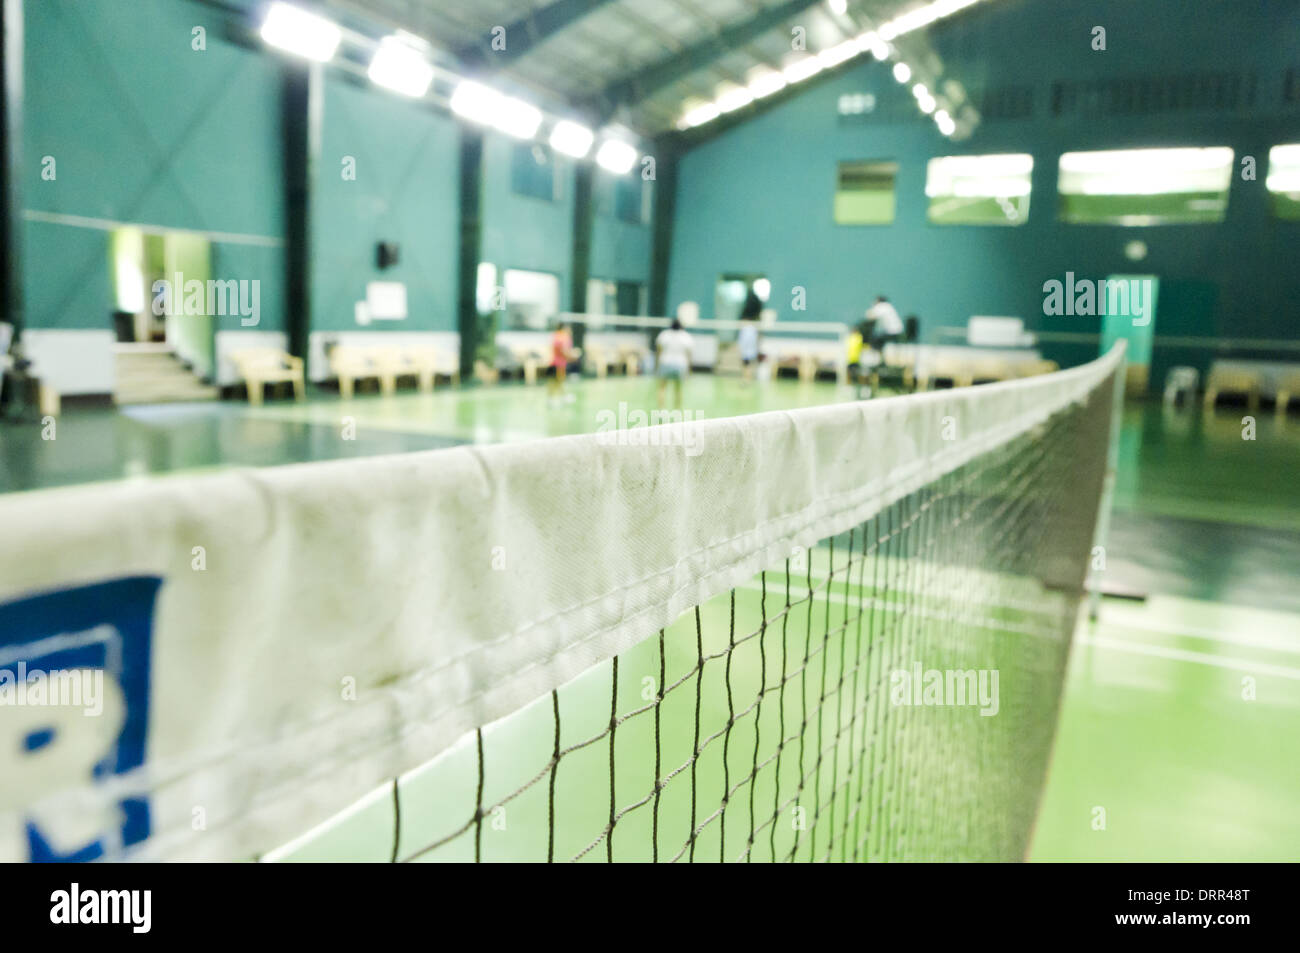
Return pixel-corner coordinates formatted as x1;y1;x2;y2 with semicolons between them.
268;355;1119;863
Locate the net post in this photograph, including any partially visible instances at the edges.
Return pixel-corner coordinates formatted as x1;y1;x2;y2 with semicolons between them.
1088;340;1128;621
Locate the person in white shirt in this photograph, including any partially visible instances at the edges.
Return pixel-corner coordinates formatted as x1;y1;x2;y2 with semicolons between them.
656;318;693;409
862;296;908;399
865;295;904;347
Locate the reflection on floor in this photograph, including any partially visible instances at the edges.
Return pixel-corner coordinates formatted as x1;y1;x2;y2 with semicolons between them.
0;400;466;493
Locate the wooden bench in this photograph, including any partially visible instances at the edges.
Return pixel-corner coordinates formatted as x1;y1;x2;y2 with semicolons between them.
1275;370;1300;415
330;343;461;397
377;346;460;392
585;342;647;378
329;345;389;398
1204;367;1261;411
230;348;305;405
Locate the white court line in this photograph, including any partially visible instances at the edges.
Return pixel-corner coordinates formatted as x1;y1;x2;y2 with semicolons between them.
735;580;1300;679
1076;633;1300;681
1095;609;1300;657
734;581;1064;641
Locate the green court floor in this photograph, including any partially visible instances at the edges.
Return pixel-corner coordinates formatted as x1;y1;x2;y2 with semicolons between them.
4;376;1297;860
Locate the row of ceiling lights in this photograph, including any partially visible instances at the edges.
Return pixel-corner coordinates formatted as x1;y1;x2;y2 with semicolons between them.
679;0;986;137
258;3;639;174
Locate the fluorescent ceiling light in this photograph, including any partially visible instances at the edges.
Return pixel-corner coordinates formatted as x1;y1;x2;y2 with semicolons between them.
818;41;858;68
828;0;848;14
368;37;434;98
935;109;955;135
892;62;911;83
917;93;936;114
595;139;637;175
950;179;1031;197
1059;148;1233;195
747;70;787;98
880;0;983;42
549;120;594;158
1059;147;1233;175
1269;143;1300;166
260;2;341;62
681;102;721;128
450;81;502;124
927;154;1034;197
783;57;823;83
855;31;891;60
1266;145;1300;193
496;95;543;139
450;81;541;139
717;86;755;112
912;83;929;99
1266;172;1300;193
937;154;1034;177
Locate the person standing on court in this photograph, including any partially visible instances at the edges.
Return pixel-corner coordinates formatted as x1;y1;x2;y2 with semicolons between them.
656;318;693;410
737;288;763;380
548;321;577;404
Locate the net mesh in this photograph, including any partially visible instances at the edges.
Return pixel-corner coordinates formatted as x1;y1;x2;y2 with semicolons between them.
333;392;1098;864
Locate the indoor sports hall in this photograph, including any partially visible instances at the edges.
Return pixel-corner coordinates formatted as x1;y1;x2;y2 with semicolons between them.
0;0;1297;866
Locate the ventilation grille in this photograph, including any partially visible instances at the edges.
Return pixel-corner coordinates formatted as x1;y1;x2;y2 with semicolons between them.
1050;71;1256;117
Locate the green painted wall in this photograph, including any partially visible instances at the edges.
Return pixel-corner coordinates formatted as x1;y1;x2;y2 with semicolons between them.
591;170;653;296
481;131;576;310
310;75;460;332
668;0;1300;375
23;0;286;332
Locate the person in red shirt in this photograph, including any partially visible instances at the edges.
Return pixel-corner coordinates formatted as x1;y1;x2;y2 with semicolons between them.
548;322;576;403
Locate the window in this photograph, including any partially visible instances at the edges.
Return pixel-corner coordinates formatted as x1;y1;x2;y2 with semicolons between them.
1057;147;1233;225
926;154;1032;225
511;143;557;201
834;161;897;225
1267;144;1300;221
587;278;615;316
586;278;645;322
614;175;646;224
503;268;560;329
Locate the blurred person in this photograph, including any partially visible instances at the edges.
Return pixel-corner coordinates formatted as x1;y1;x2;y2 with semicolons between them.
656;318;693;410
548;321;578;404
865;295;904;356
846;323;866;398
738;288;762;379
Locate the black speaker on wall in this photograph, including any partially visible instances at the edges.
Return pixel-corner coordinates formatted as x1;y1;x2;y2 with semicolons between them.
376;241;400;269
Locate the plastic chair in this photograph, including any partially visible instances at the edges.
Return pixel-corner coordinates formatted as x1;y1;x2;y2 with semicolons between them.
1163;366;1199;407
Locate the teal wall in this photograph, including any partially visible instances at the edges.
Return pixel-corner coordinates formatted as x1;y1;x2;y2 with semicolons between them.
592;171;653;293
481;131;576;309
20;0;655;340
668;0;1300;374
23;0;285;332
311;75;460;332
